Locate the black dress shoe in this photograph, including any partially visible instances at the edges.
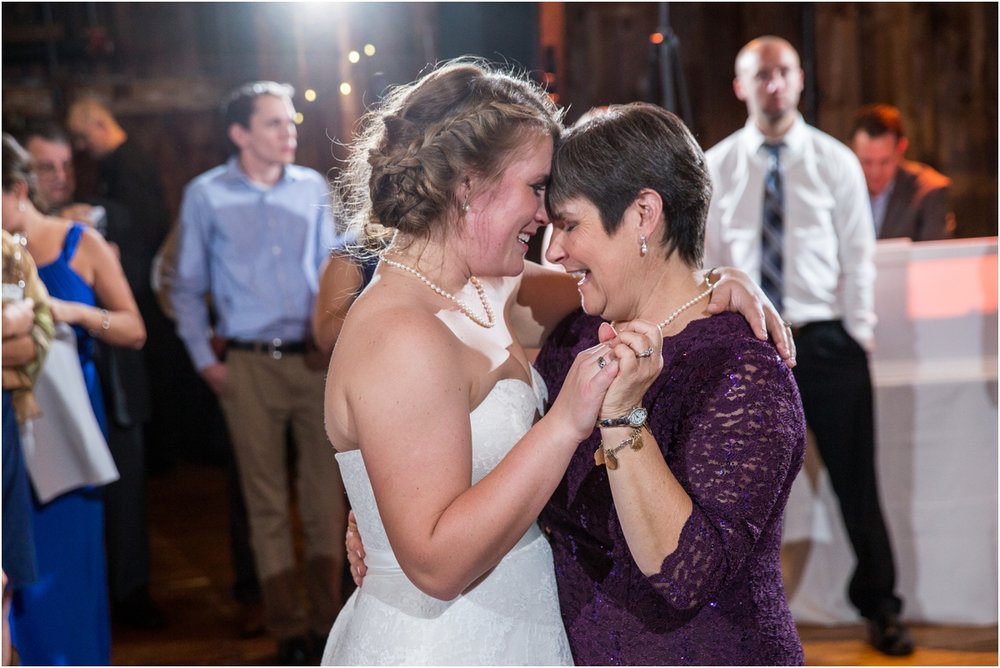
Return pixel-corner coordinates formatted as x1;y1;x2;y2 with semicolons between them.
277;636;311;666
867;613;915;656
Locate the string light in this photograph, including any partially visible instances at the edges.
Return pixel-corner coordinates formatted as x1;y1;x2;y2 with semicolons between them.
304;89;317;102
363;44;376;56
348;50;360;63
340;82;352;95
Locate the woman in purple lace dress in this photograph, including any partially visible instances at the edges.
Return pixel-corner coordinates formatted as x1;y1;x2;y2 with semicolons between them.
534;103;805;665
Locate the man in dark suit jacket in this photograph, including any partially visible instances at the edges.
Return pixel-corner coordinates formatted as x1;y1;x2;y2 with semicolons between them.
849;104;955;241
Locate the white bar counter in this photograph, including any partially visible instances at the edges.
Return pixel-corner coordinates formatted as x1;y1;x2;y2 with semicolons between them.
785;237;998;626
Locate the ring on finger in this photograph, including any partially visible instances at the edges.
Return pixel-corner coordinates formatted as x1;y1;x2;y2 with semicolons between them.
783;320;792;328
637;347;655;358
597;355;607;369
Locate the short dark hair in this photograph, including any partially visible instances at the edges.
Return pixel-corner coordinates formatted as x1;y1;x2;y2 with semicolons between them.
851;104;906;141
19;120;72;148
220;81;295;155
546;102;710;267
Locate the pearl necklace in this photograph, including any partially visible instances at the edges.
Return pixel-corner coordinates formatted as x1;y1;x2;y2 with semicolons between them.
656;275;717;331
381;256;496;329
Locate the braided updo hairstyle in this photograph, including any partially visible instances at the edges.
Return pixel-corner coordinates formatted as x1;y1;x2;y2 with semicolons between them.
339;59;563;251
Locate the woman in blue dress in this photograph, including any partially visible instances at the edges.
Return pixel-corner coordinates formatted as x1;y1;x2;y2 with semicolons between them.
2;134;145;664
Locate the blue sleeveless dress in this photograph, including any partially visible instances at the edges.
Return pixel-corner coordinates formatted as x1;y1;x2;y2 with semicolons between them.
11;223;111;665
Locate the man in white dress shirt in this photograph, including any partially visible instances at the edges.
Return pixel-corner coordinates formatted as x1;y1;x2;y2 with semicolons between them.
703;35;913;657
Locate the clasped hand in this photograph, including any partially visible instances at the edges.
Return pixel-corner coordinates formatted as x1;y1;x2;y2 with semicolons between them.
595;320;663;419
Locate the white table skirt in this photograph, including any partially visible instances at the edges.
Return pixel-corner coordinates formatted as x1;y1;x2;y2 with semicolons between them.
784;237;998;626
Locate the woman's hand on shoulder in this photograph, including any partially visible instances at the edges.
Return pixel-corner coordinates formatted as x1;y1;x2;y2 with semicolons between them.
704;267;796;367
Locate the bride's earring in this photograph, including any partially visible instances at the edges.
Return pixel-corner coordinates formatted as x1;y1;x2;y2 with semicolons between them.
639;235;648;257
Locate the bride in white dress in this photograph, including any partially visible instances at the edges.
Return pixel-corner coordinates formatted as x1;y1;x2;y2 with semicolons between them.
325;366;570;665
320;61;623;665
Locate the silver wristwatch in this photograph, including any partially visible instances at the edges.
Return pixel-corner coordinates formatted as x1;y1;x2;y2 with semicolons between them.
597;406;648;429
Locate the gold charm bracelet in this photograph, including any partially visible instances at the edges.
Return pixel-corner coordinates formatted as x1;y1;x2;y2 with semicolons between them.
593;426;644;470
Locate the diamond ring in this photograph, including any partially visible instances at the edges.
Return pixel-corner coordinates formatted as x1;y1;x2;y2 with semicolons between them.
597;356;607;369
637;347;655;358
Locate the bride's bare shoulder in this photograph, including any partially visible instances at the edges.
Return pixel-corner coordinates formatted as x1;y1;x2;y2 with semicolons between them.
324;287;467;445
330;285;459;374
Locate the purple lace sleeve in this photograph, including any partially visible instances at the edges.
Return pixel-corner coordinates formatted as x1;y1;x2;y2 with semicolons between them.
646;338;805;620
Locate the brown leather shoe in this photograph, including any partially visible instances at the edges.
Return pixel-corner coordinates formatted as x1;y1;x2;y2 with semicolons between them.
236;600;265;638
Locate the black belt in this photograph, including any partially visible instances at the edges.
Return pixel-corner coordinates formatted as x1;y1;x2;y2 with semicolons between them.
226;339;306;358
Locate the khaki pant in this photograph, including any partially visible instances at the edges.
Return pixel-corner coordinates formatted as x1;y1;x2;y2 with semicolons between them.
219;350;346;638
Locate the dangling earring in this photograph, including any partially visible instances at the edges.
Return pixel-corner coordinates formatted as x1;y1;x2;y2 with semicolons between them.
17;200;26;212
639;235;648;257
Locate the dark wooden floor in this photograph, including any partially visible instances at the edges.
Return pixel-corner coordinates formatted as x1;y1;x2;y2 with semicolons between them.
110;462;998;666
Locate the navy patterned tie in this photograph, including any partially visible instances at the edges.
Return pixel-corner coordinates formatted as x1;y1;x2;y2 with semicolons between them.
761;143;784;312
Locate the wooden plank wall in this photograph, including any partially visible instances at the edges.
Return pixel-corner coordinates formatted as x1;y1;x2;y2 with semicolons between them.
2;2;995;238
558;2;997;239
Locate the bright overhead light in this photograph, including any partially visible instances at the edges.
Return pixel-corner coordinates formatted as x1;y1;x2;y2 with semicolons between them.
304;89;317;102
363;44;376;56
340;82;352;96
348;50;360;64
294;112;304;124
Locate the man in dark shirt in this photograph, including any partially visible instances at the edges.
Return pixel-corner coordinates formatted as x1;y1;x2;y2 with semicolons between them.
67;99;183;469
67;98;172;265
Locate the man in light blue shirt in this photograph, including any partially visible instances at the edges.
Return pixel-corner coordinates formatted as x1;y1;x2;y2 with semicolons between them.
172;81;344;664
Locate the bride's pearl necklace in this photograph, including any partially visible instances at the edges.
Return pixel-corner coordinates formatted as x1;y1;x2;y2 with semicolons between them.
381;256;496;329
656;275;718;331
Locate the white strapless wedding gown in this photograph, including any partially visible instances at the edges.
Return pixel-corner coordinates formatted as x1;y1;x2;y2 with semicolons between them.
321;367;572;666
